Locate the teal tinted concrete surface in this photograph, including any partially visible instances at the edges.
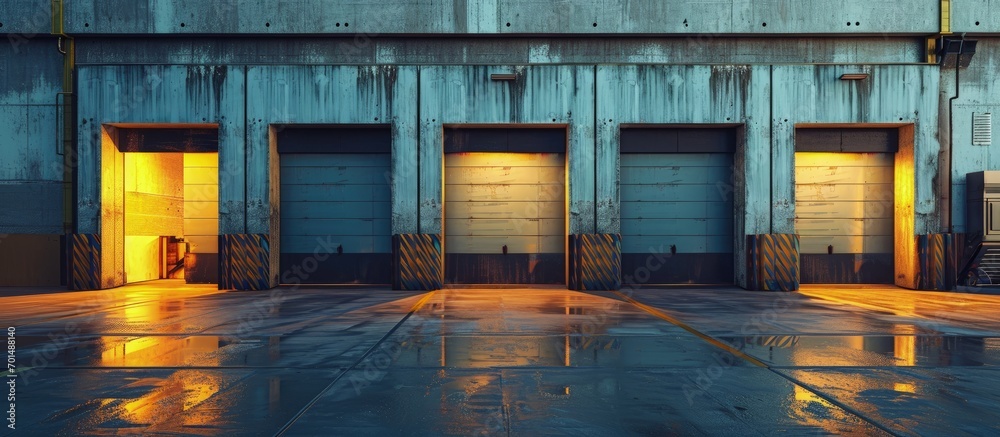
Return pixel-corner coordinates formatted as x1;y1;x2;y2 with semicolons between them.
1;281;999;435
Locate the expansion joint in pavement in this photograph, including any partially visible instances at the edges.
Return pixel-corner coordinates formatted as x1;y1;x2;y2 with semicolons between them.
272;291;438;436
612;291;905;437
610;291;767;368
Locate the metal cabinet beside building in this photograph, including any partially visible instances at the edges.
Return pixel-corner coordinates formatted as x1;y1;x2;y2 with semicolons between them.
966;171;1000;242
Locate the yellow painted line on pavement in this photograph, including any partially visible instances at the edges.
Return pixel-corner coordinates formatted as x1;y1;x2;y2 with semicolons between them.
410;291;437;312
613;291;768;368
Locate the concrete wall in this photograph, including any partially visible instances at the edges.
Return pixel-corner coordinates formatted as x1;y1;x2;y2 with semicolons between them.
0;37;64;235
0;0;52;36
4;0;1000;288
952;0;1000;33
62;61;960;289
949;38;1000;234
56;0;941;35
0;235;60;286
0;4;66;285
72;37;927;66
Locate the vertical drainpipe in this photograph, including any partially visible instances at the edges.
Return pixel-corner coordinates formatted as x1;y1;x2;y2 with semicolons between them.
52;0;75;235
52;0;76;285
946;42;962;234
937;0;954;232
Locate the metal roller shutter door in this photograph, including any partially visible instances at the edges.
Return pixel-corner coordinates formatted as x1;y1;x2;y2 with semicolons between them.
795;152;895;283
280;153;392;284
620;153;734;284
445;153;565;284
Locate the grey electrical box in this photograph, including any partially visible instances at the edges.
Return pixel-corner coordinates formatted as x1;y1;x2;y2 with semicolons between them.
967;171;1000;241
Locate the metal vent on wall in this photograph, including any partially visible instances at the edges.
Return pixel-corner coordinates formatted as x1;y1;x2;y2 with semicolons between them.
974;113;992;146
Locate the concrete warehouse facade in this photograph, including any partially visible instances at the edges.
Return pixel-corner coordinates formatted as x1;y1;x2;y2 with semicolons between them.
1;1;997;292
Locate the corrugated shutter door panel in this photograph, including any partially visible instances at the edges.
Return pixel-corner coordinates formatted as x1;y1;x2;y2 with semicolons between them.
795;151;895;284
619;152;735;284
445;153;564;254
444;152;566;284
620;153;734;254
280;153;392;283
795;153;894;255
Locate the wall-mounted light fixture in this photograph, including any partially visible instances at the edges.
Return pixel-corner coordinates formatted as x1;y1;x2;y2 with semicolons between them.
938;36;977;68
839;73;869;81
490;73;517;81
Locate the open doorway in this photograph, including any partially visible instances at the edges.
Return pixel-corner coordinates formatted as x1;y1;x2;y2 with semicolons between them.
105;125;219;285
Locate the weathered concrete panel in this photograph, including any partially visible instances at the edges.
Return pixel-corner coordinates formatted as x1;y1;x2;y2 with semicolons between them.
742;0;938;34
2;37;65;105
499;0;937;34
245;65;419;236
25;105;62;181
952;0;999;33
73;37;927;66
64;0;458;34
0;182;62;233
596;65;771;287
948;39;1000;233
76;65;246;237
0;0;52;36
0;34;64;223
0;104;63;182
466;0;499;33
418;65;596;235
0;105;28;178
59;0;941;35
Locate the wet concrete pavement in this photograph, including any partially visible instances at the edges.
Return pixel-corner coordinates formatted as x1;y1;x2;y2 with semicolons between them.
1;281;999;436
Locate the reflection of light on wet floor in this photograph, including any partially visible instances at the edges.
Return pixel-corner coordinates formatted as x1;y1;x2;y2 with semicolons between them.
395;335;630;368
720;334;999;367
792;385;831;405
16;334;287;368
799;285;1000;332
120;370;224;428
893;325;917;366
787;384;864;435
404;289;708;369
100;336;221;367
